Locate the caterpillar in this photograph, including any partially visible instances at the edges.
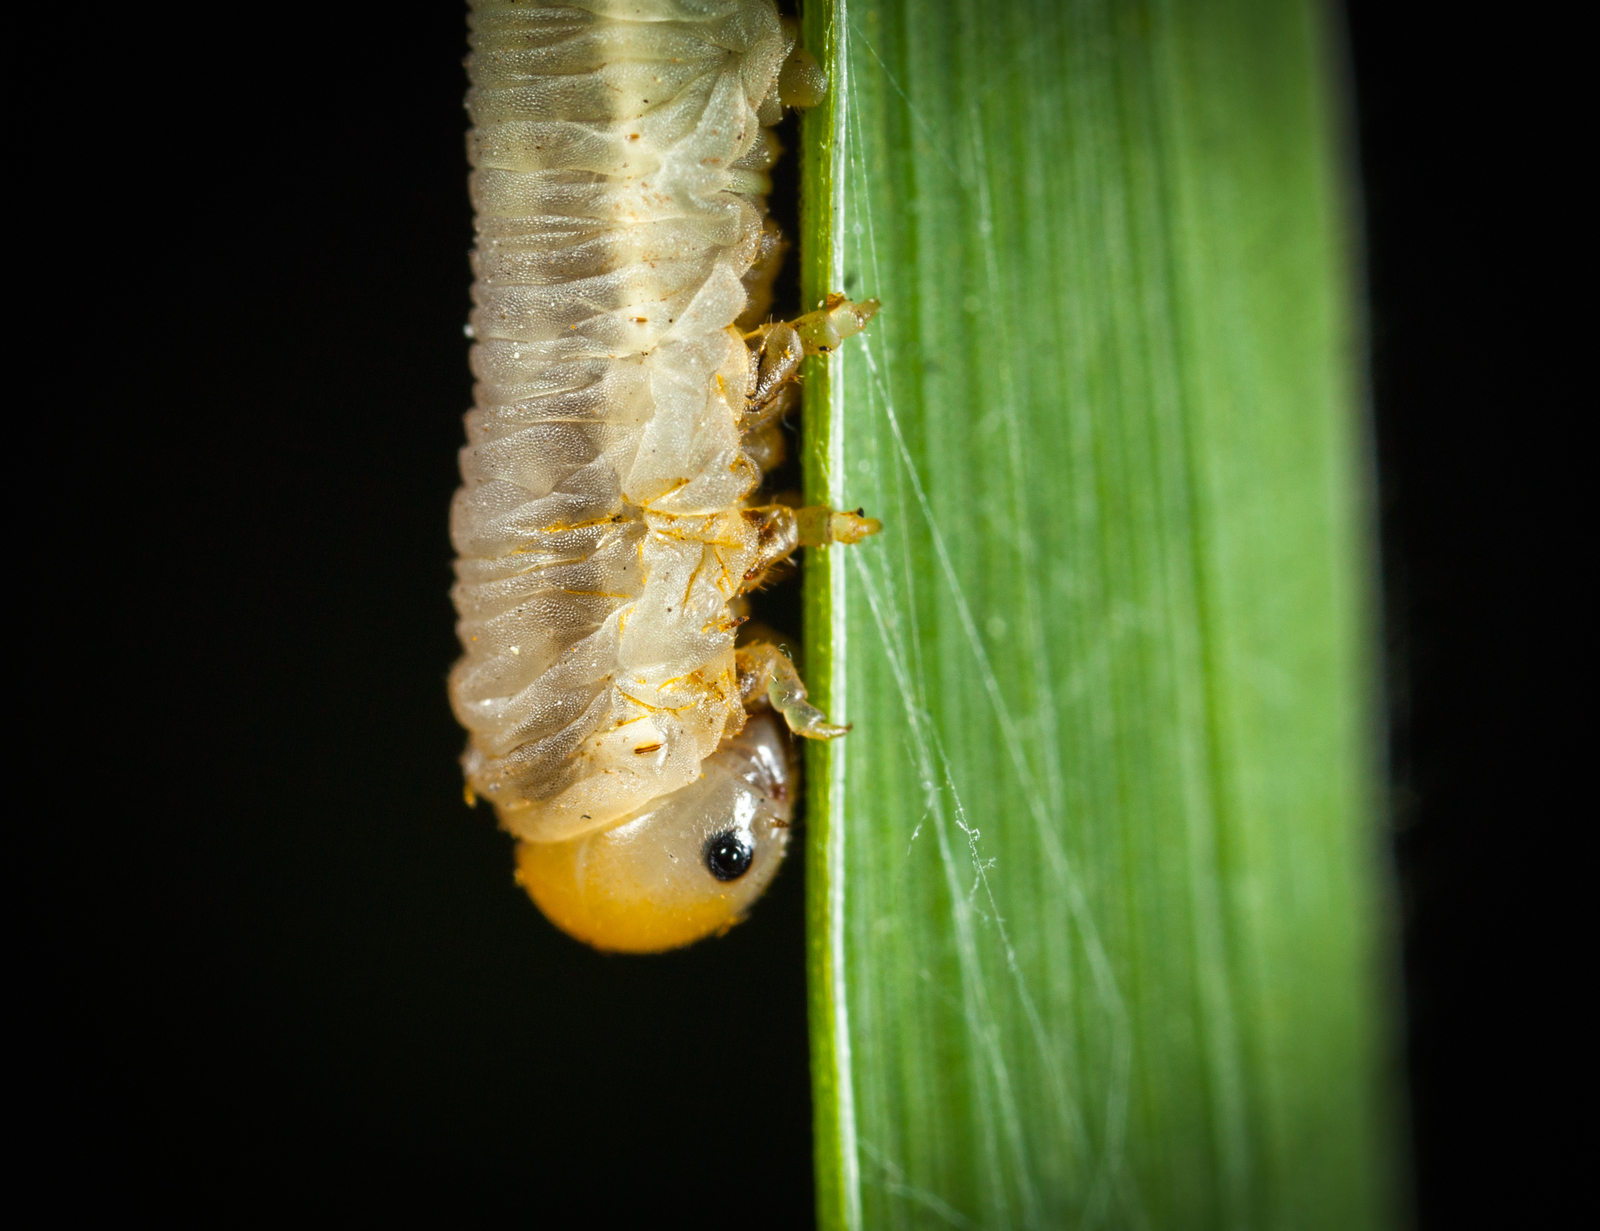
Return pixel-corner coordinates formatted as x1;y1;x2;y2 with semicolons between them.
451;0;879;953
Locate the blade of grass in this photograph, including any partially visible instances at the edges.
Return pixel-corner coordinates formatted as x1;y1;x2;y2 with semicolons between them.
800;1;1401;1227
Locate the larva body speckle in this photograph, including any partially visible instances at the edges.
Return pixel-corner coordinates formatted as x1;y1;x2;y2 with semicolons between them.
451;0;876;952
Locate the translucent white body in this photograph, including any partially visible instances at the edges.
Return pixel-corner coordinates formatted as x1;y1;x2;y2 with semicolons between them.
450;0;859;950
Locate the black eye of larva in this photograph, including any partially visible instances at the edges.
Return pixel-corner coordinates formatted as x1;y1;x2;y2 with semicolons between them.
703;830;754;881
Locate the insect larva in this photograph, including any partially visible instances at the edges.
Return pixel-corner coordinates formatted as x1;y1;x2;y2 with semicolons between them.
451;0;880;953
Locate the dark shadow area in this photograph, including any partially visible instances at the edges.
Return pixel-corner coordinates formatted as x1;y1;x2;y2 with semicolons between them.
62;5;814;1225
1346;3;1570;1226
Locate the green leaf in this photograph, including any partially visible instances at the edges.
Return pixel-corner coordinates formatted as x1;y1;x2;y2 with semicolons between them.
797;1;1402;1227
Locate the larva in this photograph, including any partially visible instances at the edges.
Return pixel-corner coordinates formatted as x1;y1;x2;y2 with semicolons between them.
451;0;879;953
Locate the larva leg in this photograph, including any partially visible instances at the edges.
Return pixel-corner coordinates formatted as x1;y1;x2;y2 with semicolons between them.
790;293;882;355
745;294;881;424
733;290;881;735
738;503;881;591
738;643;849;740
794;504;881;545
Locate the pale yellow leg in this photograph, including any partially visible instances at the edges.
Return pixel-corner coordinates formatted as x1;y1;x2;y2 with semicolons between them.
747;294;879;363
733;291;881;740
794;505;882;545
736;643;850;740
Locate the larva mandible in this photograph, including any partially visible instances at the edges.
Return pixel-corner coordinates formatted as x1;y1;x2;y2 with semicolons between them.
450;0;879;953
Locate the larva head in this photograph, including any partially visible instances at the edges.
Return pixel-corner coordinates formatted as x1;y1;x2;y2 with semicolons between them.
515;714;793;953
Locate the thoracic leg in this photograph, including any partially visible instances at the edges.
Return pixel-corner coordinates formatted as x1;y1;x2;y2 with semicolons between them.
737;643;849;740
793;505;880;545
737;503;881;592
744;293;880;425
732;292;881;738
788;293;881;353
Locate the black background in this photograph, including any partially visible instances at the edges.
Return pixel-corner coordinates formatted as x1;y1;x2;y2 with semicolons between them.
46;3;1566;1225
1351;3;1570;1227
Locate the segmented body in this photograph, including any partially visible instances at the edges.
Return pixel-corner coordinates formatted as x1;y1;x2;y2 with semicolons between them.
450;0;874;950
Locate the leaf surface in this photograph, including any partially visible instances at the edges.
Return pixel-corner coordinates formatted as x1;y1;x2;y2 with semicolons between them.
798;1;1400;1227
